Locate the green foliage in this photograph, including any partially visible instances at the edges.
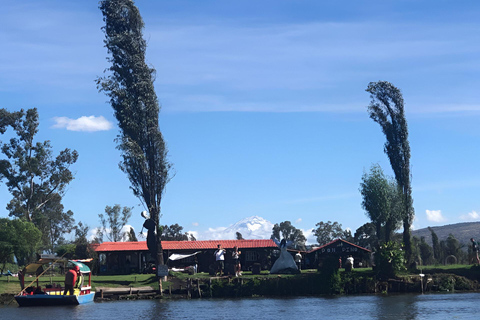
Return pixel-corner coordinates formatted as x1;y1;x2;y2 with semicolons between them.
354;222;378;250
33;193;75;253
55;243;76;259
360;164;403;244
161;224;192;241
271;221;306;250
375;241;406;279
98;204;132;242
440;234;466;264
366;81;414;263
98;0;172;265
417;237;435;265
0;218;42;266
0;108;78;224
429;227;441;262
313;221;345;245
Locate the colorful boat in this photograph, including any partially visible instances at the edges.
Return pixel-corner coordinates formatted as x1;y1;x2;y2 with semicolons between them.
15;258;95;307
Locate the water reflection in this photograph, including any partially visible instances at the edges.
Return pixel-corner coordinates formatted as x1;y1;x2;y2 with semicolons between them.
3;293;480;320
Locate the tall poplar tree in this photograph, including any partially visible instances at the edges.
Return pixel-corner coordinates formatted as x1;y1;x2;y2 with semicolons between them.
366;81;414;263
98;0;172;265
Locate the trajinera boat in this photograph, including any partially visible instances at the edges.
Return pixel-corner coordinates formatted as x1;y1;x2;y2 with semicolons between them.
15;257;95;307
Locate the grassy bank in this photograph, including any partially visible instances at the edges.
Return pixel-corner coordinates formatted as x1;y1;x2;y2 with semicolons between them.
1;264;479;299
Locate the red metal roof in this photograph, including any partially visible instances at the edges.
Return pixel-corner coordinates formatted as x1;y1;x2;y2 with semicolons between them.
94;239;277;252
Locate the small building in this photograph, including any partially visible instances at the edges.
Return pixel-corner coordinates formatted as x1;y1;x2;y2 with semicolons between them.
305;239;371;269
94;240;278;275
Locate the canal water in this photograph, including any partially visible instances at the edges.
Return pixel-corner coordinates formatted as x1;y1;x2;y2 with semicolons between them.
2;292;480;319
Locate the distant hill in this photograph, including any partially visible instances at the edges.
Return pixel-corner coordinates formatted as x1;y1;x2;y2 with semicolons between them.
411;222;480;247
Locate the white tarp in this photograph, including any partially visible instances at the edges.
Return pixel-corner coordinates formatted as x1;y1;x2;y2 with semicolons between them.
168;251;201;261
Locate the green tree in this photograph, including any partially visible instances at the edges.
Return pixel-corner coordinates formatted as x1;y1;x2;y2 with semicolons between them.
161;223;192;241
360;164;403;245
366;81;414;263
429;227;441;263
440;234;466;263
98;204;132;242
74;221;96;261
98;0;172;266
236;232;244;240
313;221;345;246
271;221;306;250
32;193;75;253
0;108;78;223
0;218;42;266
418;236;435;265
354;222;378;250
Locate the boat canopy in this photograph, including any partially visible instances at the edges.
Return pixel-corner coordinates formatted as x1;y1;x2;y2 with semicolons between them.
22;258;91;274
68;261;91;273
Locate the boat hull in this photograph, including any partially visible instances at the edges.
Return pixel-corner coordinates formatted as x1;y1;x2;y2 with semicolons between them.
15;292;94;307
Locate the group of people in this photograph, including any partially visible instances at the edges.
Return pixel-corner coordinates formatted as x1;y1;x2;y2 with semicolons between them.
214;245;242;277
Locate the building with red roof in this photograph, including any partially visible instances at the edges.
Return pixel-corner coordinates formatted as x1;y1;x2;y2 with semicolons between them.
94;239;278;274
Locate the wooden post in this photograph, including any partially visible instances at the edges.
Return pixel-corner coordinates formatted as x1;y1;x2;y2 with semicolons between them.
169;284;171;296
187;278;192;299
7;275;10;283
159;278;163;296
209;278;212;298
100;289;104;299
197;279;201;298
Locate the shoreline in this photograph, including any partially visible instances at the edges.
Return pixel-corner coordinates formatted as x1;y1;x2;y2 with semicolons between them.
3;271;479;306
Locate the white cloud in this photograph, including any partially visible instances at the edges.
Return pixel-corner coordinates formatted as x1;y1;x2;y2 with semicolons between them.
52;116;113;132
460;210;480;221
295;218;302;224
192;222;199;227
426;210;446;223
302;228;316;244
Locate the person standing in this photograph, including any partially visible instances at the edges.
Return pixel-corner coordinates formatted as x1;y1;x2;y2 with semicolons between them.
214;244;226;276
471;238;480;264
63;266;78;295
346;255;354;272
295;252;302;271
232;246;242;277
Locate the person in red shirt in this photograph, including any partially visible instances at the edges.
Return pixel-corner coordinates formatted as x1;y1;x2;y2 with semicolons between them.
63;266;78;295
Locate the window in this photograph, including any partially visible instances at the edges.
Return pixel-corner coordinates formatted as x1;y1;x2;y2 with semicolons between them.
245;251;258;262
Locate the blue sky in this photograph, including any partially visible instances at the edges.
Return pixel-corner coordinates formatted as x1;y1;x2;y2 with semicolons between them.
1;0;480;243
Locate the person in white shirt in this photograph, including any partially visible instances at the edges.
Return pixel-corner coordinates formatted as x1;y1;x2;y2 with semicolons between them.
294;252;302;271
346;255;354;271
214;244;226;276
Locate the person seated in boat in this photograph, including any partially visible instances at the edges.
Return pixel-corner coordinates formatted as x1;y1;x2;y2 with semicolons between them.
63;266;78;295
34;286;45;294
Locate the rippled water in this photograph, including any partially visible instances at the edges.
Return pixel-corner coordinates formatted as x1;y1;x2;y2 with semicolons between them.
3;293;480;319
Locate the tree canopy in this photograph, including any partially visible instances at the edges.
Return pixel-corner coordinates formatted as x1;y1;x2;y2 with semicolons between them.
360;164;403;245
98;0;172;265
366;81;414;263
98;204;133;242
0;218;42;266
161;224;194;241
271;221;306;250
313;221;348;246
0;108;78;224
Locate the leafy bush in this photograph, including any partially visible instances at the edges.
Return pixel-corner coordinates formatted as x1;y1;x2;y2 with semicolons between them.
375;241;406;279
